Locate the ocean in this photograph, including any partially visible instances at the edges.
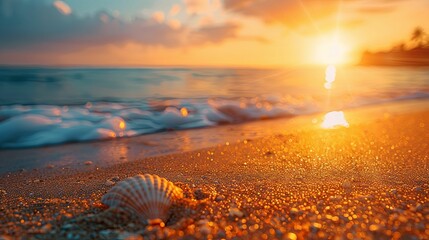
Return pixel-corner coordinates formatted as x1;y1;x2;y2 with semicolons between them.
1;66;428;148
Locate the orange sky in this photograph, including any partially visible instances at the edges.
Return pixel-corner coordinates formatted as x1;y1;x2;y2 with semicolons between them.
0;0;428;67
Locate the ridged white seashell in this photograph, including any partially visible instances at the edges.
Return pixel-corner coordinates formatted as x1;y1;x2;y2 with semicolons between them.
101;174;183;222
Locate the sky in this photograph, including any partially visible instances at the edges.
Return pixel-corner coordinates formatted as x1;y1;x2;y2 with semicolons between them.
0;0;428;67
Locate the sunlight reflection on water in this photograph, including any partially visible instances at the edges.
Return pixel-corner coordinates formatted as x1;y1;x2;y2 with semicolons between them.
324;65;336;90
321;111;349;129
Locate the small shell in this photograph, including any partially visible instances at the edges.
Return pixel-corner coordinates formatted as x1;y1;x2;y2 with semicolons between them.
101;174;183;222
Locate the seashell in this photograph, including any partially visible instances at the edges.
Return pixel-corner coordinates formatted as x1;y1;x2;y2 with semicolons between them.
101;174;183;223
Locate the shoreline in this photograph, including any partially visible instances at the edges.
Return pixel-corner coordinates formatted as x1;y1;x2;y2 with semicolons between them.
0;99;428;239
1;99;428;175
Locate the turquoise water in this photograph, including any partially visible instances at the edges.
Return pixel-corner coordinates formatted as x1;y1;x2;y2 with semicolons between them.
0;66;428;148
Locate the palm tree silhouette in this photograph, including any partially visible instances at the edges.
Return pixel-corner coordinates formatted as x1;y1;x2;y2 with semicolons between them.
410;27;426;48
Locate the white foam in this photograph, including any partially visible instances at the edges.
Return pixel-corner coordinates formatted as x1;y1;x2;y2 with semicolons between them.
1;90;427;148
0;97;295;148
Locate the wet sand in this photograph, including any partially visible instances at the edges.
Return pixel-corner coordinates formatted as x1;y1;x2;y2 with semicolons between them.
0;100;428;239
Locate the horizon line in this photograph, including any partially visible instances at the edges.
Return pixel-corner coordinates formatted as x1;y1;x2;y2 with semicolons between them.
0;62;358;69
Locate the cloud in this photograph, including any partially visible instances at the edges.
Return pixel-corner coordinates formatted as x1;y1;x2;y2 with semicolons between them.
183;0;209;14
152;11;165;23
356;6;394;14
169;4;181;17
0;0;241;52
223;0;399;34
167;19;182;30
53;0;71;15
190;23;239;44
199;16;214;27
0;0;92;49
183;0;222;15
224;0;338;27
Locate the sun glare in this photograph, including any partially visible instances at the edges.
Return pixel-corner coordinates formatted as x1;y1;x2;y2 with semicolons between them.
180;107;189;117
315;36;348;65
324;64;336;89
119;120;126;130
321;111;349;129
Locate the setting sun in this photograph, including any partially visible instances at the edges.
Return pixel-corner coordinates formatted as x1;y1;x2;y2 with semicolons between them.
1;1;429;239
314;36;349;65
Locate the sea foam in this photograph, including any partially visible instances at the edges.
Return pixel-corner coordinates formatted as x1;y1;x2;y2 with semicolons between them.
1;90;428;148
0;97;300;148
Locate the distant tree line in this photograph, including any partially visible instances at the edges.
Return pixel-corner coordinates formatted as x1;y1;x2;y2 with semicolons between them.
360;27;429;66
392;27;429;51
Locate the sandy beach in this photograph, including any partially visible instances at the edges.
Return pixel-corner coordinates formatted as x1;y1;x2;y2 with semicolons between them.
2;1;429;239
0;100;428;239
